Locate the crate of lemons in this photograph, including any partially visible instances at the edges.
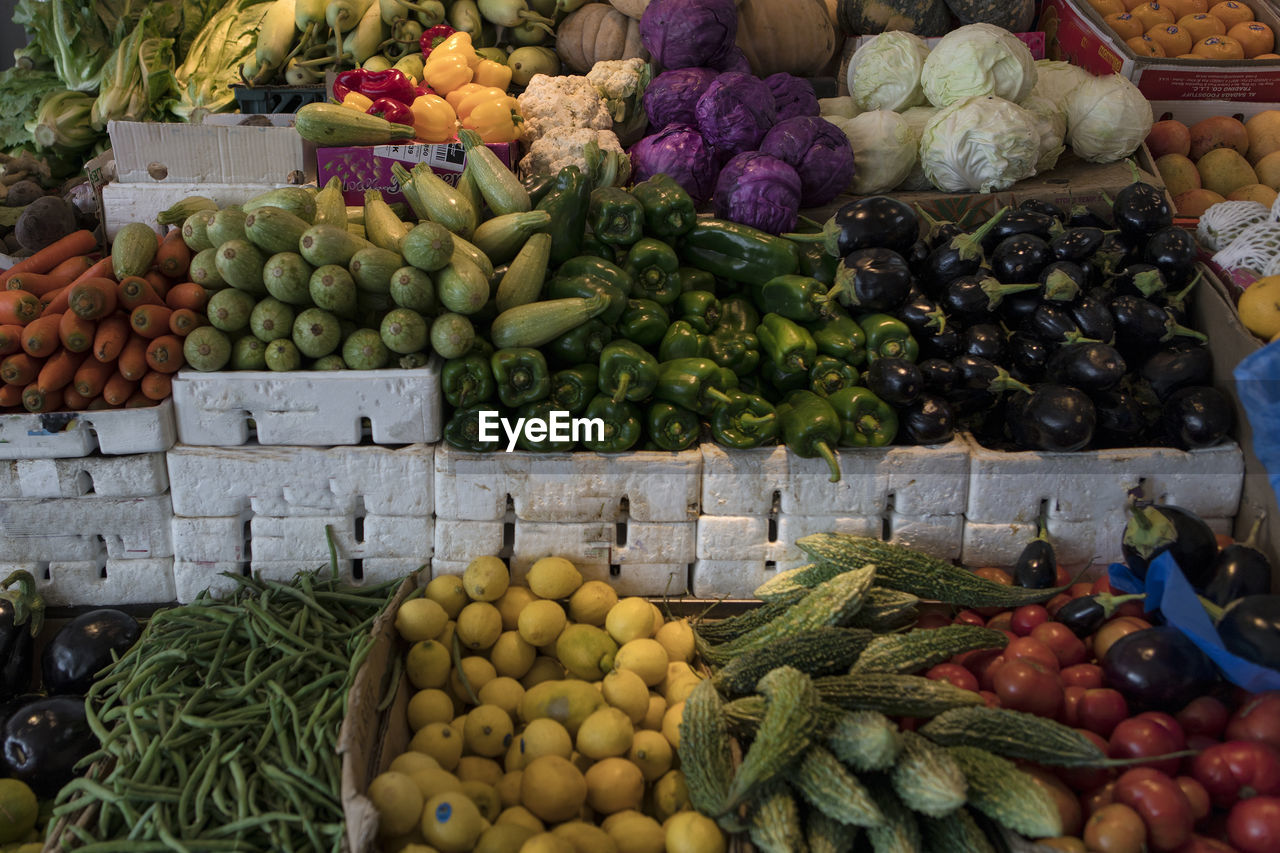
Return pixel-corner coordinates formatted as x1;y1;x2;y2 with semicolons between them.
368;555;727;853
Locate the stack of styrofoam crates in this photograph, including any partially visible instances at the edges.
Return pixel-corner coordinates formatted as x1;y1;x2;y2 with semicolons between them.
960;437;1245;572
432;445;702;595
692;441;971;598
0;403;178;605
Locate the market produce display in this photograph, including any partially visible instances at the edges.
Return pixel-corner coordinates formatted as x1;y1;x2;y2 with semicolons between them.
1092;0;1276;59
1148;111;1280;215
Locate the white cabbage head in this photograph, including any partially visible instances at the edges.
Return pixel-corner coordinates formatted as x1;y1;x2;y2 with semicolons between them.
1021;94;1068;173
1030;59;1090;111
848;31;931;113
1066;73;1154;164
921;23;1037;108
919;95;1041;193
833;109;918;195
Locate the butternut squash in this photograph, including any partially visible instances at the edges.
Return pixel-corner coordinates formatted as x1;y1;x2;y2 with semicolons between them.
735;0;838;78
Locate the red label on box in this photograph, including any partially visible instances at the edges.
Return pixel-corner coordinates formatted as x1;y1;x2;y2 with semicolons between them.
315;142;515;205
1040;0;1127;77
1135;69;1280;102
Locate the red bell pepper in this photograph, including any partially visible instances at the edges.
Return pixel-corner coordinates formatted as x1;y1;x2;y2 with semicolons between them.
361;70;417;106
366;98;415;125
332;68;368;103
420;24;457;59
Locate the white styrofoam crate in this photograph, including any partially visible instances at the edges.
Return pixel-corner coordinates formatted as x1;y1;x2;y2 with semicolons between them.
101;181;296;239
0;453;168;499
170;359;442;446
0;495;173;561
965;438;1245;524
434;444;701;523
700;441;970;518
0;399;176;459
171;514;433;564
0;557;176;606
173;559;423;603
166;443;433;518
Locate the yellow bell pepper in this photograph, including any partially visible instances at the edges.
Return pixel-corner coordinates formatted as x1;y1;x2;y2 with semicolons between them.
444;83;488;111
473;59;512;90
461;99;522;144
341;90;374;112
455;88;513;121
410;94;458;144
427;31;480;71
423;52;473;95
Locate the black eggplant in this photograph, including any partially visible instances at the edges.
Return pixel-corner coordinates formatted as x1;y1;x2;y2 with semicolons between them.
1218;595;1280;668
1070;297;1116;344
1144;225;1197;272
1121;502;1219;586
805;196;919;257
982;208;1058;251
943;275;1038;320
865;357;923;406
919;358;960;394
1039;261;1086;303
1050;227;1105;263
42;608;141;696
1000;289;1043;326
906;239;932;278
962;323;1006;361
1008;331;1050;382
829;248;913;311
1205;519;1272;606
900;393;955;444
1141;346;1213;401
1113;180;1174;240
1069;204;1111;229
1009;384;1096;452
1024;302;1083;345
1094;231;1137;276
0;571;43;700
921;209;1009;289
920;325;962;359
899;292;949;335
990;234;1052;284
1102;625;1218;711
1162;269;1204;319
1092;389;1149;447
2;695;96;797
1014;523;1058;589
1111;295;1207;349
1019;198;1068;224
1046;342;1127;391
1162;385;1233;450
1056;592;1148;637
1113;263;1169;301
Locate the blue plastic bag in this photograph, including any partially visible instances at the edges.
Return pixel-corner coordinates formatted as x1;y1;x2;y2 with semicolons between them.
1235;340;1280;500
1109;550;1280;693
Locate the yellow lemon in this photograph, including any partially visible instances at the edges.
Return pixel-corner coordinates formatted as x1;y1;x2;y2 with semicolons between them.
426;574;470;618
567;580;618;625
396;597;450;643
525;556;582;599
368;771;425;838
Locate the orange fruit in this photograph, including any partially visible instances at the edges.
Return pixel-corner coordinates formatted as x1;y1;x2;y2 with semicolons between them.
1132;1;1177;27
1089;0;1129;16
1160;0;1207;16
1176;52;1201;56
1193;34;1247;57
1128;34;1169;55
1108;11;1148;37
1229;21;1275;56
1178;12;1227;40
1208;0;1254;28
1147;23;1194;53
1121;0;1150;9
1255;52;1280;58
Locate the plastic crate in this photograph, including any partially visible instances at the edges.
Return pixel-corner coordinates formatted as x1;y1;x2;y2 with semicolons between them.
232;84;326;114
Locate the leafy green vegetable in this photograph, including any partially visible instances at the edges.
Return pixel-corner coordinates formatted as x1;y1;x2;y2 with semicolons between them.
172;0;273;122
13;0;111;92
0;69;67;150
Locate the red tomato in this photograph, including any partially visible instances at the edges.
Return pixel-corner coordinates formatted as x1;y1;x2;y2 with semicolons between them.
916;610;952;630
925;662;979;692
1005;635;1062;672
1227;796;1280;853
985;611;1014;634
1024;764;1085;836
1169;835;1243;853
994;658;1064;718
1094;616;1152;660
963;648;1005;691
1062;663;1106;689
1091;576;1114;595
1179;696;1232;740
1055;564;1072;586
1082;781;1117;818
1070;581;1095;598
1192;741;1280;809
1060;729;1115;793
1227;693;1280;753
1175;775;1212;822
1114;767;1195;851
979;689;1001;708
976;567;1013;585
1047;592;1074;617
1011;604;1051;636
1188;734;1222;753
1080;688;1131;738
1138;712;1189;749
1033;621;1089;668
1084;802;1148;853
1111;715;1187;776
1061;685;1087;727
953;609;987;627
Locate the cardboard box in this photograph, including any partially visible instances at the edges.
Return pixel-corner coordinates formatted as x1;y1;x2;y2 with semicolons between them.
1039;0;1280;101
1149;100;1278;125
107;115;315;185
316;141;516;206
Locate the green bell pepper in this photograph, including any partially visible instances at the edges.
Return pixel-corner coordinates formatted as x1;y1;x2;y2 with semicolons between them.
757;312;818;374
617;299;670;348
623;238;682;305
630;173;696;240
516;399;575;452
546;318;613;367
547;275;627;327
549;365;599;415
578;233;616;263
443;404;501;452
536;165;591;265
491;347;550;408
710;390;777;449
751;274;836;324
676;290;721;334
557;254;635;295
808;355;859;398
658;320;708;362
598;340;659;403
646;401;700;451
677;266;717;294
779;389;843;482
654;357;738;415
796;240;838;286
523;171;557;206
587;186;645;247
677;219;799;286
706;331;760;377
811;313;867;367
716;296;760;336
827;386;898;447
580;394;642;453
442;354;496;408
762;360;809;396
858;313;919;363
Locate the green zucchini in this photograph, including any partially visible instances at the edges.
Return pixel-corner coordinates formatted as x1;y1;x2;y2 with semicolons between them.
814;673;983;718
299;223;372;268
111;222;159;280
436;255;490;316
244;205;311;256
348;246;403;294
400;221;455;273
451;233;495;280
917;706;1112;767
181;209;216;252
205;207;248;247
495;233;552;314
710;627;875;697
948;746;1064;838
471;211;552;266
489;296;608;349
313;176;348;228
188;247;226;290
850;625;1008;675
262;252;314;306
363;189;410;253
214;239;268;296
395;162;478;238
243;187;317;223
458;128;530;215
294;102;414;147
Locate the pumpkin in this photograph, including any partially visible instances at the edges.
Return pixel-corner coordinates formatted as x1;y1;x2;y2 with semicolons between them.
944;0;1036;31
556;2;649;74
836;0;953;37
608;0;650;18
735;0;838;77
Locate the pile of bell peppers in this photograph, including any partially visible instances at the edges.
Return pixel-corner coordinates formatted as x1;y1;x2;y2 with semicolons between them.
332;28;521;144
440;170;942;483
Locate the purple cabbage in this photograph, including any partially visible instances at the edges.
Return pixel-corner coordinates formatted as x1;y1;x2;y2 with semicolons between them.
711;46;753;74
644;67;718;131
629;124;721;203
695;72;777;157
764;73;820;122
759;116;856;208
640;0;738;70
712;151;802;234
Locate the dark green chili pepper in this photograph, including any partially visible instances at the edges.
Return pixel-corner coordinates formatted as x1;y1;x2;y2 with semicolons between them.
710;390;777;449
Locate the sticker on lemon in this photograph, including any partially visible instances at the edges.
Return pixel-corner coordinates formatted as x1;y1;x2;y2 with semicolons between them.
1238;275;1280;339
421;790;488;852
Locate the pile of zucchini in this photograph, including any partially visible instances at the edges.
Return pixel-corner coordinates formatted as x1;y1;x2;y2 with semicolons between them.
680;533;1115;852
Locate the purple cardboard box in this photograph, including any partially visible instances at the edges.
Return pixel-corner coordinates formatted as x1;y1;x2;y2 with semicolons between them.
315;141;516;205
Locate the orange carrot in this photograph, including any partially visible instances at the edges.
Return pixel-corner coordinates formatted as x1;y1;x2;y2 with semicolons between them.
21;314;62;358
144;270;170;300
85;395;111;410
168;308;205;337
140;370;173;401
156;229;191;280
61;384;92;410
21;381;62;413
47;255;96;284
68;277;118;320
0;230;98;286
40;286;70;317
102;371;136;406
117;276;163;311
0;291;41;325
0;382;23;408
93;314;131;363
0;324;22;356
67;256;115;287
164;282;210;313
1;353;43;386
118;335;149;381
37;348;86;392
73;356;116;398
7;272;67;297
58;311;96;353
144;335;185;374
125;390;154;408
130;304;173;340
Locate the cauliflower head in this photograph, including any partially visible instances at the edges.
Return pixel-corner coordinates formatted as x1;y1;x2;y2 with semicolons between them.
518;127;631;187
517;73;612;145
